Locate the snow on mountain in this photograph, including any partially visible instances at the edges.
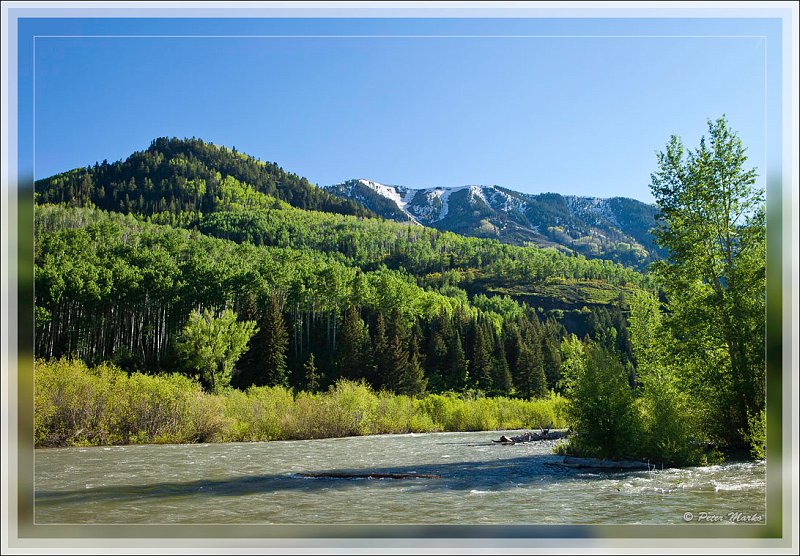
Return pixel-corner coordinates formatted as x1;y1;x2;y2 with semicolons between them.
347;180;508;225
437;188;453;220
564;195;620;228
334;181;539;225
356;179;423;225
323;178;661;269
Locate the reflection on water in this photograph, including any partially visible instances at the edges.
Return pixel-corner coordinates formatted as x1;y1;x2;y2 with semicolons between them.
34;431;765;525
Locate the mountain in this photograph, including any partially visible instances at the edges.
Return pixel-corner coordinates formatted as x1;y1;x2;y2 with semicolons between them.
35;137;375;219
325;179;663;268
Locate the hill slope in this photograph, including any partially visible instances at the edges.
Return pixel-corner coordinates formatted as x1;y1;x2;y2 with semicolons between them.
35;137;375;219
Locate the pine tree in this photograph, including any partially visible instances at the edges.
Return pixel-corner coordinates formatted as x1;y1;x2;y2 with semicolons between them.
425;328;448;390
398;332;427;397
336;304;369;381
260;293;289;387
470;319;493;392
304;352;319;393
541;321;563;391
517;340;547;399
382;312;410;393
504;322;523;378
372;312;390;390
446;331;468;391
426;314;450;374
491;335;513;395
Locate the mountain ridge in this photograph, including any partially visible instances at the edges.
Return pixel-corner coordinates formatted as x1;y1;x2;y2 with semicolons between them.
325;178;663;268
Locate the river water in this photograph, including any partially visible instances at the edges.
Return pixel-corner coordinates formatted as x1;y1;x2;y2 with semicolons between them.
34;431;765;525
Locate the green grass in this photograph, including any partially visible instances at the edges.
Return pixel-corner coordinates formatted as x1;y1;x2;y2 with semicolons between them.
34;358;569;447
489;279;638;309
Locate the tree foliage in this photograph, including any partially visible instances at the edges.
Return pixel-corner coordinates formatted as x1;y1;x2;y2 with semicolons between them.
649;115;765;446
175;308;257;393
560;343;641;460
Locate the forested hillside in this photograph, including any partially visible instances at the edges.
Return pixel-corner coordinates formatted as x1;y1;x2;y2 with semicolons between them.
34;138;647;398
35;205;574;396
35;137;374;218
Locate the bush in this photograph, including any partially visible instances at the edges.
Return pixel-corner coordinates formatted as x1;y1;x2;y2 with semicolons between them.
562;346;642;460
34;360;571;447
35;358;225;446
222;386;294;441
638;372;703;466
741;409;766;460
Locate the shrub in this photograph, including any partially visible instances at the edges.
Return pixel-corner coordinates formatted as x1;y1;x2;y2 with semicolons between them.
34;360;571;447
741;409;766;460
34;358;224;446
562;346;642;460
222;386;294;441
638;372;703;466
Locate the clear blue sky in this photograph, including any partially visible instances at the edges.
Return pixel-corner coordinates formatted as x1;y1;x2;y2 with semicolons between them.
29;17;775;203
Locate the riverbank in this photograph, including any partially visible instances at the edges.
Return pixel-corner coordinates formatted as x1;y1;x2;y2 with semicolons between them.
35;358;568;448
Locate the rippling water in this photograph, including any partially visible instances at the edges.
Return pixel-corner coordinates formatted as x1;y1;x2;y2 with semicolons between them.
34;431;765;525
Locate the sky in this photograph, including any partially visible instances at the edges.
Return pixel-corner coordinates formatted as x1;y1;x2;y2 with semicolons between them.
29;17;775;203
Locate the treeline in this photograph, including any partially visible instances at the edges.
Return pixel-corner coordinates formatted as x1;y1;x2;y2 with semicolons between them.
34;137;374;219
34;359;568;448
36;205;587;398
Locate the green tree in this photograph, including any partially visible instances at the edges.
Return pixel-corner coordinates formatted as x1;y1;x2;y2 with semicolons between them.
381;311;411;393
558;334;586;396
628;291;702;465
516;339;547;399
304;352;320;393
372;312;390;389
259;293;290;387
541;321;563;391
175;308;257;393
562;344;641;460
649;115;765;445
336;305;369;381
490;338;513;396
469;320;493;391
446;331;468;391
398;332;427;397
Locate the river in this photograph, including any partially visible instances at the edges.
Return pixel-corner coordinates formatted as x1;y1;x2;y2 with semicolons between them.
34;430;765;525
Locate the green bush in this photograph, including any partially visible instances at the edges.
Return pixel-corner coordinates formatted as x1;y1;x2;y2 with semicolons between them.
741;409;766;460
222;386;294;441
34;358;228;446
561;346;642;460
638;372;703;466
35;359;570;447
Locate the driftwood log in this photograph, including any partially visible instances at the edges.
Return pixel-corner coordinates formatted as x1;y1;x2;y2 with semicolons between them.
492;429;569;444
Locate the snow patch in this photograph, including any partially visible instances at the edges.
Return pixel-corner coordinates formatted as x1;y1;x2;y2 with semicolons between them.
349;180;539;225
564;195;619;227
357;179;422;225
468;185;488;205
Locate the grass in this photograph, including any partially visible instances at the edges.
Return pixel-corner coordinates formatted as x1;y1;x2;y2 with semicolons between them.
34;358;569;447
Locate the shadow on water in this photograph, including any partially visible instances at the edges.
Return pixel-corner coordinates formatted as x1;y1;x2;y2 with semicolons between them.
36;454;647;507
